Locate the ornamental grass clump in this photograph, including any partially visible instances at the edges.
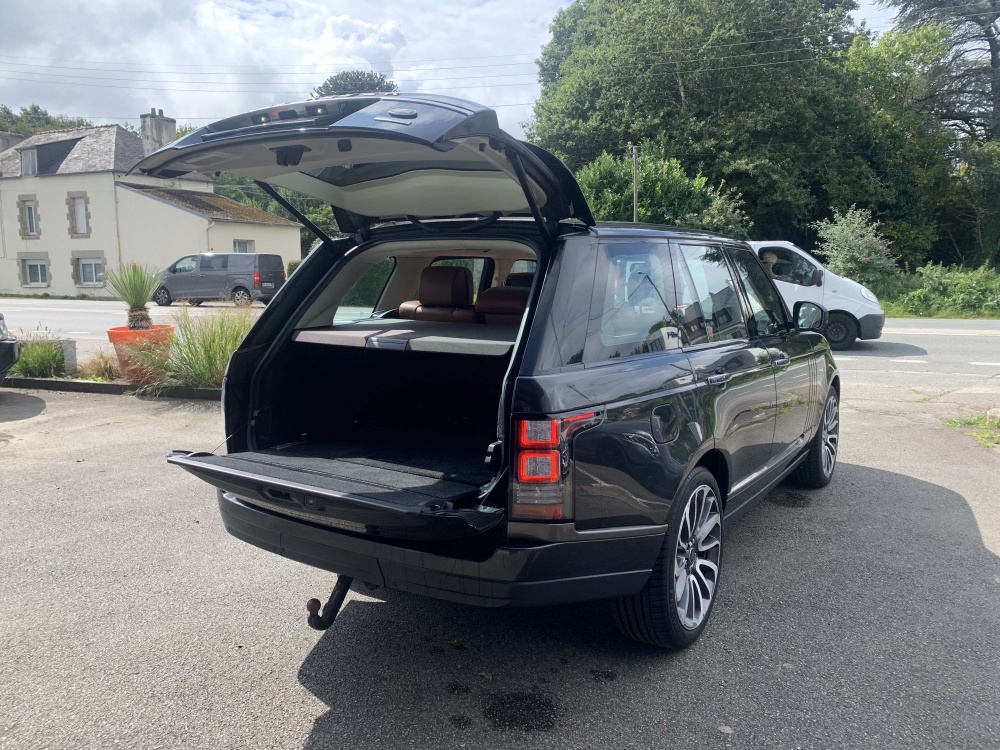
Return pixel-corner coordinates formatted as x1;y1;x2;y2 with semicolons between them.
11;328;65;378
135;306;257;389
106;263;161;330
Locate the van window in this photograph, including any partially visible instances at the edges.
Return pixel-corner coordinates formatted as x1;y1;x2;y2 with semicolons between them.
583;241;682;363
257;255;284;271
200;255;228;272
757;245;819;286
673;244;747;345
174;255;198;273
334;258;396;324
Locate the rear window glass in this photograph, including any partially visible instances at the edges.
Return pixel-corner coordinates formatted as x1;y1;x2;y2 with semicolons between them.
583;241;682;363
334;258;396;324
256;255;284;271
200;255;228;271
673;245;748;345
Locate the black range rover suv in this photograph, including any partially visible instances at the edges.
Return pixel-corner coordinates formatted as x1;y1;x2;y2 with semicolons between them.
138;94;840;649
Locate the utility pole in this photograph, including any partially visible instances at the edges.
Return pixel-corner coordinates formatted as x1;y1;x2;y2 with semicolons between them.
631;144;639;223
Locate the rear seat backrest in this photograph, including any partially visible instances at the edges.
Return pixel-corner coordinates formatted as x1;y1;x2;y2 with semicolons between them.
475;286;529;325
397;266;476;323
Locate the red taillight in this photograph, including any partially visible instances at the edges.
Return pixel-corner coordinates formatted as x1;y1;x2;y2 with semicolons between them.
253;271;261;286
511;412;600;522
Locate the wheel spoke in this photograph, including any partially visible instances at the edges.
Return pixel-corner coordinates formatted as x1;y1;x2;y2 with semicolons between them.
696;512;721;549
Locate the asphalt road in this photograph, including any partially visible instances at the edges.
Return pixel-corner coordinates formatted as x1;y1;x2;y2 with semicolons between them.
0;322;998;749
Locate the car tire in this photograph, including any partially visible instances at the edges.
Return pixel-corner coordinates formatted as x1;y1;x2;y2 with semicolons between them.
790;386;839;489
232;287;252;306
153;287;172;306
825;312;857;350
613;466;723;649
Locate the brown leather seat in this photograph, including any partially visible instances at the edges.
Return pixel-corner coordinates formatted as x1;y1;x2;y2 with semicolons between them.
475;286;529;325
397;266;476;323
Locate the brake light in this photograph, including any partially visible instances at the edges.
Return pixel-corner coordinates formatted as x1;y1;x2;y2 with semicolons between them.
512;412;600;521
253;271;261;287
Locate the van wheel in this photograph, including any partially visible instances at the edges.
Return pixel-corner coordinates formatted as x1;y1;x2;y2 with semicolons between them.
232;287;252;306
825;312;857;350
153;287;172;306
790;387;839;489
613;466;723;649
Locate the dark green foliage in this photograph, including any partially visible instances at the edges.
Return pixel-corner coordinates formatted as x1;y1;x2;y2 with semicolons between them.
11;333;65;378
313;71;397;98
343;259;395;307
891;264;1000;316
287;259;302;276
0;104;90;136
812;206;903;299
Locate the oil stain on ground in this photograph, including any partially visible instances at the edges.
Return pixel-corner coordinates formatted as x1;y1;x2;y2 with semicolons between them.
482;692;557;732
768;489;811;508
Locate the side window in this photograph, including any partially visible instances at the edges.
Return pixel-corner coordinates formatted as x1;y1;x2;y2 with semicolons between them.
431;257;493;295
729;246;789;337
175;255;198;273
757;245;818;286
335;258;396;324
199;255;228;272
673;244;748;345
583;241;682;363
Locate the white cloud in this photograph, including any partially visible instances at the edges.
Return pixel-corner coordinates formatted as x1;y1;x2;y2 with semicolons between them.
0;0;568;138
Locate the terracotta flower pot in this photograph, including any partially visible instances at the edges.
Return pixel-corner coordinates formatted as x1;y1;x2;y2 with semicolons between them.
107;324;174;384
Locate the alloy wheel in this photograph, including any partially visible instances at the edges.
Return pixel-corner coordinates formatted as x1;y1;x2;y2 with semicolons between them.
673;484;722;630
821;394;839;477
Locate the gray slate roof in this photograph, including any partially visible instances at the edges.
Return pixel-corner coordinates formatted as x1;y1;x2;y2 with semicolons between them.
120;183;299;226
0;125;207;181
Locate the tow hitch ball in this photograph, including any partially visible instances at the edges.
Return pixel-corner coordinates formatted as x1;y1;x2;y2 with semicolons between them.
305;576;354;631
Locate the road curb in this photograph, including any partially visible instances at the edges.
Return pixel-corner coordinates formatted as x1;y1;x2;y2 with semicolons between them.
0;376;221;401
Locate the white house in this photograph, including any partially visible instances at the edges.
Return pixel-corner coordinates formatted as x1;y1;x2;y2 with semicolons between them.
0;110;300;297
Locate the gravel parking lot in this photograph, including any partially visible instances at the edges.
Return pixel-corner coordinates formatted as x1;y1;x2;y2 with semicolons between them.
1;323;998;749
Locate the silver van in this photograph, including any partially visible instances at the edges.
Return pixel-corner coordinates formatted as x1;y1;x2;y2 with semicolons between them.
153;253;286;306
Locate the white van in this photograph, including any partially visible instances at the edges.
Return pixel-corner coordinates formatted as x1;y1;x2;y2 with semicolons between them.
748;241;885;350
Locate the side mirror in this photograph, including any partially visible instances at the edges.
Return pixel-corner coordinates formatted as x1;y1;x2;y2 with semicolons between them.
793;300;827;332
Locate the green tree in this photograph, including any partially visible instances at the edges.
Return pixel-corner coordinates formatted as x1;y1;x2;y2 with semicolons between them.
0;104;90;136
577;140;752;237
313;70;397;97
527;0;874;242
812;206;902;298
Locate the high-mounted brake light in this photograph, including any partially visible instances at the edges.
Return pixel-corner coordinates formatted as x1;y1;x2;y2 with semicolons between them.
253;271;261;287
511;412;600;521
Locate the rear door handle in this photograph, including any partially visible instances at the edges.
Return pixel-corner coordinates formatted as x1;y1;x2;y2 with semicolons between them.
707;373;730;386
772;357;790;369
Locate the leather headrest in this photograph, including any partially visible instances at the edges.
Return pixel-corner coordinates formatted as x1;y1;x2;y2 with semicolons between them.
418;266;474;307
475;286;529;315
503;272;535;288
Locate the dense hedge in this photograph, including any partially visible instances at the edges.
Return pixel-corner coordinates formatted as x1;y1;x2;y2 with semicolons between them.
887;264;1000;317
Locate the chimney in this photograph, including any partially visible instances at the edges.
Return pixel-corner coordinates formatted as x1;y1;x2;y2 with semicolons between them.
0;131;26;153
139;108;177;156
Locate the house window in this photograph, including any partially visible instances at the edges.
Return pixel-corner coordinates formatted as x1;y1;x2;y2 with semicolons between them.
18;196;40;238
233;240;254;253
67;194;91;237
21;149;37;176
24;260;48;285
78;259;104;285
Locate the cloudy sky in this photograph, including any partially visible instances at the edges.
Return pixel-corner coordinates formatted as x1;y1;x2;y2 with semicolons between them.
0;0;893;139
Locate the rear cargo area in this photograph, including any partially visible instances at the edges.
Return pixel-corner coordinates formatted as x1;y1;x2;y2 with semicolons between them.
214;321;517;523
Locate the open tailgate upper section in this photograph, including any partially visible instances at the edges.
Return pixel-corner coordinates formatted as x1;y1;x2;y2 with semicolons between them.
131;94;593;233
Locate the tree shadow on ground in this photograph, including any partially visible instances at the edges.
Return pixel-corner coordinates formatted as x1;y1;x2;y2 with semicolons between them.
0;389;46;424
296;464;999;750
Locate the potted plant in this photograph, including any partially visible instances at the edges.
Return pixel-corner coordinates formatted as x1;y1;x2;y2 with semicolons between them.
105;263;174;383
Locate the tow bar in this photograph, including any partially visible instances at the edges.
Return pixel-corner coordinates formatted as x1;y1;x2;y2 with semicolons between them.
305;576;354;631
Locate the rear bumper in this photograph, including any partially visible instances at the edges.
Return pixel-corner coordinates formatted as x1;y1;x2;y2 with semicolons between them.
858;311;885;340
218;490;661;607
0;340;19;379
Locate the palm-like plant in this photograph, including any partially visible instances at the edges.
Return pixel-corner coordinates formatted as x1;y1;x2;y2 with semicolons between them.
106;263;161;330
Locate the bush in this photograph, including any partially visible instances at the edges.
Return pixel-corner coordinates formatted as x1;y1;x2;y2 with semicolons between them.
77;350;121;381
134;307;257;389
812;206;903;300
11;329;65;378
287;259;302;276
890;263;1000;317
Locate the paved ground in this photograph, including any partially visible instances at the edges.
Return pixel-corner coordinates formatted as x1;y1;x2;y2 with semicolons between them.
0;323;998;749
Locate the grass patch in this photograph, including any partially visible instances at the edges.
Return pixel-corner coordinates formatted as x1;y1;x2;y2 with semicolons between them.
77;350;122;382
944;413;1000;449
134;306;257;390
10;328;65;378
